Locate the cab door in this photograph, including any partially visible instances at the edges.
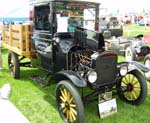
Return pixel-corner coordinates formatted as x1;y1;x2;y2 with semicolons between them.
31;3;54;70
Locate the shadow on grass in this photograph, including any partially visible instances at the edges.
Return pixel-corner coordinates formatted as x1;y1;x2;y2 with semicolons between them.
19;67;58;109
1;48;9;55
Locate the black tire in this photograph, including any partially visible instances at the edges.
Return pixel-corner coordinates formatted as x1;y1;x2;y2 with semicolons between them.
125;46;136;61
56;80;84;123
8;52;20;79
144;54;150;80
117;70;147;105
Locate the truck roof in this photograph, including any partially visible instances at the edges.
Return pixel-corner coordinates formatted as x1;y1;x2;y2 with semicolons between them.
30;0;100;5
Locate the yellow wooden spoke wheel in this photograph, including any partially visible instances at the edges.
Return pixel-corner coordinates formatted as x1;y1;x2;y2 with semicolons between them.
117;70;147;105
56;80;84;123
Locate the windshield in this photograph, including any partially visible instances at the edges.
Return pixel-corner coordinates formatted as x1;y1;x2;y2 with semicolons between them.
55;1;99;32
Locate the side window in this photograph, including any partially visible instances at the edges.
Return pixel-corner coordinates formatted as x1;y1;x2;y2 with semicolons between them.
34;5;50;31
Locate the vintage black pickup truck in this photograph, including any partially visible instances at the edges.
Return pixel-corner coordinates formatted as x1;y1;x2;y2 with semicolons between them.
2;0;148;123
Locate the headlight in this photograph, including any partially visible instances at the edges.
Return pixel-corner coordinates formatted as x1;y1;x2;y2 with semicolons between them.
88;71;97;83
55;37;60;43
120;65;128;76
53;37;60;44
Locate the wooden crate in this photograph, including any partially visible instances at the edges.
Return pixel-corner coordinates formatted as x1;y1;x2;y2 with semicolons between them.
2;23;34;58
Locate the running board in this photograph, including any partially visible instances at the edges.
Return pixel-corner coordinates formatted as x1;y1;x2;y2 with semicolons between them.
30;76;49;87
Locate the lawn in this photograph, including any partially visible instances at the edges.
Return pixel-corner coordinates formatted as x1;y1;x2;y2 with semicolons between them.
1;24;150;123
123;23;150;36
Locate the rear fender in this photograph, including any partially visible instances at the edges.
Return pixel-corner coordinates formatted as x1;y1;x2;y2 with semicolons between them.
54;70;87;87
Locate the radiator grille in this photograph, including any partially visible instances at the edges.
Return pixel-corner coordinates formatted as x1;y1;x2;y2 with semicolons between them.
95;51;117;86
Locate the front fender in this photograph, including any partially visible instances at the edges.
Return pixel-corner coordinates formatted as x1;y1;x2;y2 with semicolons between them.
128;61;149;72
54;70;87;87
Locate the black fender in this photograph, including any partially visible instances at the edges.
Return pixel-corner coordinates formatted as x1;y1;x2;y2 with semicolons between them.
128;61;149;72
54;70;87;87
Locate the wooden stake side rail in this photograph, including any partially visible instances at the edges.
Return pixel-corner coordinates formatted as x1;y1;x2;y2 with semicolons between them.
2;23;34;58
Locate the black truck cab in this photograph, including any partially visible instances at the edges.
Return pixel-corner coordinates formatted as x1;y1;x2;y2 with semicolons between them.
30;0;101;72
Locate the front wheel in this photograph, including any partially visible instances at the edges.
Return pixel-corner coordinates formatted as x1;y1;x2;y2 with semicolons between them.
117;70;147;105
8;52;20;79
144;54;150;80
56;80;84;123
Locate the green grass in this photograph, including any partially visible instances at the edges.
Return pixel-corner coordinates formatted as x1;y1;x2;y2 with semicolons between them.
123;24;150;36
1;49;64;123
1;24;150;123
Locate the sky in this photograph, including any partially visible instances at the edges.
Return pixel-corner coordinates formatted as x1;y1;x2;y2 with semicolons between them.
0;0;149;17
0;0;29;17
100;0;150;14
100;0;149;8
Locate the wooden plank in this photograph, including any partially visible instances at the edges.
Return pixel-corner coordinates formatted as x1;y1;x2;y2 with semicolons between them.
2;38;9;44
25;25;30;52
12;32;20;39
4;31;10;37
12;25;20;32
22;52;34;58
19;25;23;51
11;31;26;40
2;43;22;56
12;39;20;48
2;43;34;58
9;24;12;46
2;25;5;41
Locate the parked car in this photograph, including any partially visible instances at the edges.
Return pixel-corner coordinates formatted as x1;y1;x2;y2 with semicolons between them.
105;36;132;56
1;0;149;123
99;17;123;38
100;22;123;38
138;19;150;26
125;34;150;61
105;34;150;59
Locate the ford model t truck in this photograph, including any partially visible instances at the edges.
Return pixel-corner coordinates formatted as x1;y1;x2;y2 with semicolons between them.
2;0;149;123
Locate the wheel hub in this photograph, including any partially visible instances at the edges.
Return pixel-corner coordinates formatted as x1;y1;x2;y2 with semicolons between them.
127;83;133;91
65;102;70;109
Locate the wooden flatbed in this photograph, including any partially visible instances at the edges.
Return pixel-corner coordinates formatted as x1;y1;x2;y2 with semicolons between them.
2;23;34;58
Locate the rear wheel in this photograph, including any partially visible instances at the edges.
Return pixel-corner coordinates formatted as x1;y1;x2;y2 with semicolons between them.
117;70;147;105
125;46;136;61
56;80;84;123
8;52;20;79
144;54;150;80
